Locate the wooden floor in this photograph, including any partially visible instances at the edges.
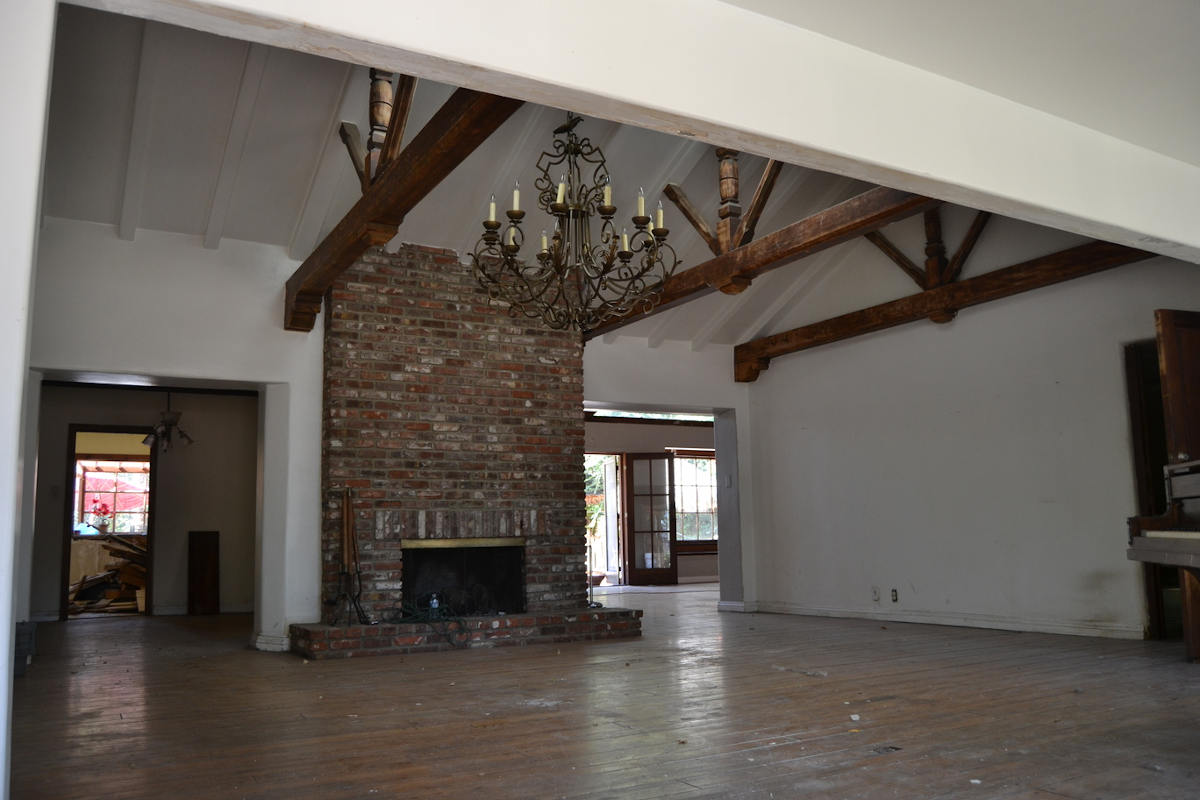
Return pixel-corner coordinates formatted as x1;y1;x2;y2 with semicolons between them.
12;587;1200;799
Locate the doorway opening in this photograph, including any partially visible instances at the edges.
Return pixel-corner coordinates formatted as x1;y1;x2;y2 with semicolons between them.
584;408;720;587
63;427;155;618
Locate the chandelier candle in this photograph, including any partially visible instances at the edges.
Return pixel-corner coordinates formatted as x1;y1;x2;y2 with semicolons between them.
471;113;679;332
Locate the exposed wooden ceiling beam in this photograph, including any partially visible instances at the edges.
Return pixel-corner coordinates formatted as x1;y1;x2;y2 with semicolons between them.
338;122;367;187
733;159;782;248
284;88;524;331
864;230;925;288
733;240;1155;382
663;183;720;256
583;186;938;340
943;210;992;284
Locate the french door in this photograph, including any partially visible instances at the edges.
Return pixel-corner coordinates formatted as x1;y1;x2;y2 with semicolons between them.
623;453;678;585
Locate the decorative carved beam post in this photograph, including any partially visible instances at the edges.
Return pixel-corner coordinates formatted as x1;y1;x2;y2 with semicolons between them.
922;207;954;322
583;187;938;339
732;240;1154;382
364;68;395;190
715;148;741;254
284;89;524;331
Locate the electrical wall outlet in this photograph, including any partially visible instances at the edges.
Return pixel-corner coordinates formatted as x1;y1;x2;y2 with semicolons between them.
871;586;880;602
890;588;898;602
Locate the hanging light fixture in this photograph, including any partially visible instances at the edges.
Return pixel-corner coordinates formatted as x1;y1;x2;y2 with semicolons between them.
471;113;679;333
142;392;195;452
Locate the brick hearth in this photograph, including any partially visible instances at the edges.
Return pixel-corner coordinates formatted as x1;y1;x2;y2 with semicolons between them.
291;608;642;659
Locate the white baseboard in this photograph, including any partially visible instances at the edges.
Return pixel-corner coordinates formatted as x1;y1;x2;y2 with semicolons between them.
717;600;759;613
752;601;1143;639
254;633;290;652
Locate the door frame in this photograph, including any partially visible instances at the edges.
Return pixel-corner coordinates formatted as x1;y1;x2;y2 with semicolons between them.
60;423;158;620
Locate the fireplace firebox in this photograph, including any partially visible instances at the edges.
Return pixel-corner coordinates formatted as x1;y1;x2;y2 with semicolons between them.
400;540;525;617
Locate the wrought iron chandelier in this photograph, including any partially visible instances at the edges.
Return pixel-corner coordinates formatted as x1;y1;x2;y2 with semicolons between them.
471;113;679;333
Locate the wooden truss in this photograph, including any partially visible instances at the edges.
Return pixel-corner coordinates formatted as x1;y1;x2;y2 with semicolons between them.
284;72;522;331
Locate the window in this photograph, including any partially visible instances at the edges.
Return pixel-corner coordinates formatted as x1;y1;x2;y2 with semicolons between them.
73;459;150;536
673;452;717;542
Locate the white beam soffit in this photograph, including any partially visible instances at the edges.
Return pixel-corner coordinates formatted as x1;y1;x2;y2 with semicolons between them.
71;0;1200;264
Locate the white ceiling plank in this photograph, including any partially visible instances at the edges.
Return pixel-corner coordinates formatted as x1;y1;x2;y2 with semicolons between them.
740;243;858;343
644;312;676;349
690;286;754;352
117;21;163;241
203;43;269;250
288;62;354;260
388;104;555;254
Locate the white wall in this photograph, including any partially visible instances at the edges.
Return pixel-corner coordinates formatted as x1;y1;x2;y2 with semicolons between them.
29;218;324;647
749;256;1200;637
584;341;754;605
585;421;713;453
1;3;56;794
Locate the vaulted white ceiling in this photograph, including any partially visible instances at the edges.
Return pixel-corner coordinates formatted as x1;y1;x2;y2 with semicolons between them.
41;4;1102;351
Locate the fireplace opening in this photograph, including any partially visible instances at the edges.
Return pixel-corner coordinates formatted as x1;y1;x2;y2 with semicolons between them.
401;544;525;617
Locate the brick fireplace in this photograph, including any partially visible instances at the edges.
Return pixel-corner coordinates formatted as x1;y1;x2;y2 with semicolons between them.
290;243;640;658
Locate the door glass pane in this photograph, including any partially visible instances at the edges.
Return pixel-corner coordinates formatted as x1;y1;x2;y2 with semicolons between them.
652;496;670;531
650;458;668;492
655;531;672;568
633;460;650;492
634;496;652;532
635;532;652;569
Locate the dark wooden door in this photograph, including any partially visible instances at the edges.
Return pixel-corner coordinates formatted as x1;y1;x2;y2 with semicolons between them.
623;453;678;585
1155;309;1200;660
188;530;220;615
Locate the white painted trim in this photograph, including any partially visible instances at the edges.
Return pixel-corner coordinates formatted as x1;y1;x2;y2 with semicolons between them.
117;21;160;242
752;601;1144;640
717;600;756;613
288;62;354;260
204;42;270;250
254;632;290;652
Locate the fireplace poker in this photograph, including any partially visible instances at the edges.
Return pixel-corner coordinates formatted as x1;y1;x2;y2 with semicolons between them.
329;487;376;626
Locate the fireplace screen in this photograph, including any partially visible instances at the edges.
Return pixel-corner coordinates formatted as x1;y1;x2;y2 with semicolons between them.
401;545;525;617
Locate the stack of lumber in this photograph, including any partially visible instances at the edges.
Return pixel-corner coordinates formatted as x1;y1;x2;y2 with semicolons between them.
67;535;147;614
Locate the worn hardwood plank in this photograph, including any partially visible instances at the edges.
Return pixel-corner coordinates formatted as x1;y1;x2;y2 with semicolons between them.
734;240;1155;382
12;588;1200;799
